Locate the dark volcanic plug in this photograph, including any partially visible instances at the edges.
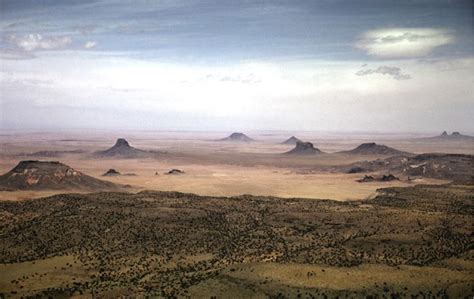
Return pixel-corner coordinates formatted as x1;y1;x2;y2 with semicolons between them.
341;143;409;156
285;141;324;155
219;132;255;142
282;136;302;145
0;160;121;191
94;138;155;158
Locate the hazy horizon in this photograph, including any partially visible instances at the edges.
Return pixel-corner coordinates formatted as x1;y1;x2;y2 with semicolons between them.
1;0;473;132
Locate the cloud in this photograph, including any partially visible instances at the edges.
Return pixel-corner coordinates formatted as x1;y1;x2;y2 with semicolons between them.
73;25;97;35
0;49;36;60
6;33;72;51
356;28;454;58
84;41;97;49
355;66;411;80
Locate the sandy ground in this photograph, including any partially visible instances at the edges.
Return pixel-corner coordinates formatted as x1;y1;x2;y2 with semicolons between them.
0;130;465;201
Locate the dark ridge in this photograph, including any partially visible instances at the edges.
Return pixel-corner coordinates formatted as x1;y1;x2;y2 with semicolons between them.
285;141;324;155
0;160;122;191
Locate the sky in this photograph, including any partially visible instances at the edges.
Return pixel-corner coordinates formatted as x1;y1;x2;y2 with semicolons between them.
0;0;473;133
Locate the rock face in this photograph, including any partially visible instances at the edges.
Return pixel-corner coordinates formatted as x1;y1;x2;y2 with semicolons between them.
282;136;302;145
219;132;254;142
343;143;408;156
0;161;121;191
285;141;324;155
103;169;121;176
94;138;153;158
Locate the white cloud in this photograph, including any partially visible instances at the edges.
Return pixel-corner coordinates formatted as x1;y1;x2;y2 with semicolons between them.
84;41;97;49
6;33;72;51
356;28;454;58
1;53;473;131
355;66;411;80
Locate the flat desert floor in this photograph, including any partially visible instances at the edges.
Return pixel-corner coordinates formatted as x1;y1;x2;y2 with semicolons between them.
0;130;463;201
0;130;473;298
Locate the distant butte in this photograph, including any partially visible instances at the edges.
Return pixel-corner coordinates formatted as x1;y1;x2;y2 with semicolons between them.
430;131;474;141
219;132;255;142
282;136;302;145
0;160;122;191
94;138;157;158
340;143;409;156
285;141;324;155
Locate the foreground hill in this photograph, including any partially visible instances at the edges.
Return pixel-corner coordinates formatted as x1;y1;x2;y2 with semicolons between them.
0;184;472;297
0;160;122;191
340;142;409;156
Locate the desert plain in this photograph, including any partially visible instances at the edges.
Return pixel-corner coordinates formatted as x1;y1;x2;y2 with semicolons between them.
0;130;473;298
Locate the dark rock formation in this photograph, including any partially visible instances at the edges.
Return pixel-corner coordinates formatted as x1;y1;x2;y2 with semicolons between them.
357;175;375;182
219;132;255;142
285;141;324;155
381;174;399;181
282;136;302;145
94;138;155;158
0;160;121;191
357;174;399;183
103;169;121;176
166;169;185;175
